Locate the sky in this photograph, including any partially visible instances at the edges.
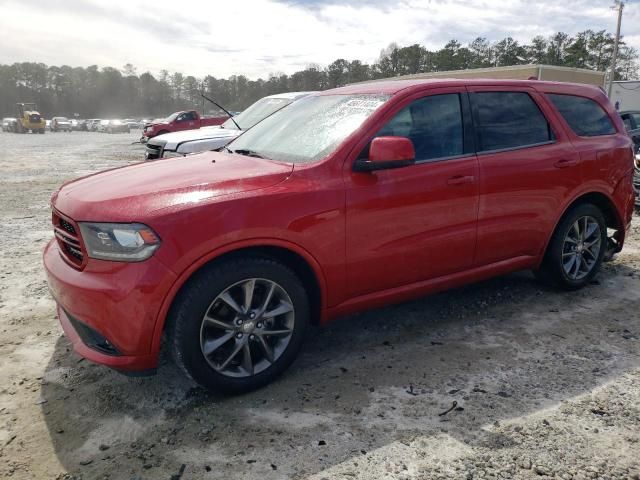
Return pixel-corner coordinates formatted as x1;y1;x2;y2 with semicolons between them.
0;0;638;79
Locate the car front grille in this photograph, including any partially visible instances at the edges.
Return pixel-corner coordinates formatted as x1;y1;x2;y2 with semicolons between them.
52;211;85;268
145;141;165;159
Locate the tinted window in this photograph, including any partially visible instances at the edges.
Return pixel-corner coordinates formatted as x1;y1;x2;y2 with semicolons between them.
621;114;634;132
376;94;463;161
473;92;553;152
548;94;616;137
632;113;640;129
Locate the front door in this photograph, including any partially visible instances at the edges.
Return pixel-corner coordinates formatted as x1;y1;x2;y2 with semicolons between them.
345;89;479;298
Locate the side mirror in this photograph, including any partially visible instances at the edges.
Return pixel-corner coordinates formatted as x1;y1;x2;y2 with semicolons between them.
353;136;416;172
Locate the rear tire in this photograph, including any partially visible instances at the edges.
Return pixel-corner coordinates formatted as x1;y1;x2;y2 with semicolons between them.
535;203;607;290
167;257;309;393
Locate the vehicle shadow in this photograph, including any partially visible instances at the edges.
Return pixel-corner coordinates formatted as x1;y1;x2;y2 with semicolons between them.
40;262;640;479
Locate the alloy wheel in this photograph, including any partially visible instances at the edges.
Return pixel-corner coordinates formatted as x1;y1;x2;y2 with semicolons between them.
562;216;601;281
199;278;295;378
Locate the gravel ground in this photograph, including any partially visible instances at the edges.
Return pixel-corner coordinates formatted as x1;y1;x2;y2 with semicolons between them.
0;131;639;480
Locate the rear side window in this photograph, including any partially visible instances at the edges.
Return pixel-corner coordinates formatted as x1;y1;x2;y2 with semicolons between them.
472;92;553;152
548;94;616;137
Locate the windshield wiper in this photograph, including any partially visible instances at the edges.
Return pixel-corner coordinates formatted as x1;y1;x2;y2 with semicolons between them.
232;149;268;159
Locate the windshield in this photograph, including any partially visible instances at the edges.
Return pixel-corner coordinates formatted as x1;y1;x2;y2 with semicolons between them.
163;112;180;123
228;94;389;163
222;97;293;131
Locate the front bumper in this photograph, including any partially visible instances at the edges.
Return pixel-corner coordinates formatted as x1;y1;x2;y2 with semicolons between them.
145;140;166;160
43;239;177;372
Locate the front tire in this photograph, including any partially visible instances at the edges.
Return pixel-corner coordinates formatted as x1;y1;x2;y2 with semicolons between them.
167;257;309;393
536;203;607;290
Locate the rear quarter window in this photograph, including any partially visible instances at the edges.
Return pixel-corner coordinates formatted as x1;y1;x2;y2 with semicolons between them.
548;94;616;137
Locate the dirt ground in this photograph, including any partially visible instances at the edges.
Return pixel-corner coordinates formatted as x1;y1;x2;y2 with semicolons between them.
0;131;639;480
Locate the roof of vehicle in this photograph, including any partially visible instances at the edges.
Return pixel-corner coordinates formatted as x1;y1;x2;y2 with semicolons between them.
319;78;604;97
264;91;318;100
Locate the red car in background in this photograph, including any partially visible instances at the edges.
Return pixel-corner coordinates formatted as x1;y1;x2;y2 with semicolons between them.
44;79;635;393
142;110;228;140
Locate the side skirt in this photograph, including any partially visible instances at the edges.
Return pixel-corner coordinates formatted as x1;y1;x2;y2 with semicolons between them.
322;256;538;324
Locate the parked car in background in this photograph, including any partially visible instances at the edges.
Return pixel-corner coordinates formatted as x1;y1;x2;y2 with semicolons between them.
620;112;640;207
50;117;72;132
1;117;17;132
43;79;635;393
145;91;316;160
124;119;142;129
142;110;228;140
70;119;88;131
86;119;101;131
98;119;130;134
620;111;640;150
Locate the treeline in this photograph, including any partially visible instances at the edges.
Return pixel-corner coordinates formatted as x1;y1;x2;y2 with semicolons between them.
0;30;637;118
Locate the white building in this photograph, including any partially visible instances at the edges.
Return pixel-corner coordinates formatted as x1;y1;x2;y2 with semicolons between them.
610;81;640;111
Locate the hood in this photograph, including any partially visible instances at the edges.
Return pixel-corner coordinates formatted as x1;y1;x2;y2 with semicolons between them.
53;151;293;222
177;133;241;154
153;127;240;150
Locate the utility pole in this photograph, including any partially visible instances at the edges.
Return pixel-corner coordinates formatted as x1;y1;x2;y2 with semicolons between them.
608;0;624;97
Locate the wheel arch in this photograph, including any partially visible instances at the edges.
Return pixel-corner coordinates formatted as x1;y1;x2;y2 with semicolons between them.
151;240;327;355
538;190;623;268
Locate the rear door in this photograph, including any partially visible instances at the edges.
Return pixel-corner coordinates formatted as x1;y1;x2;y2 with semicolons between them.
468;87;581;266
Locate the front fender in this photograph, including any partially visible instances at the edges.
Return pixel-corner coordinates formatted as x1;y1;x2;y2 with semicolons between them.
149;237;328;355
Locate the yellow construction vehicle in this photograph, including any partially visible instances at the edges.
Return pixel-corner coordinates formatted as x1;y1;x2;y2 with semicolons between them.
14;103;46;133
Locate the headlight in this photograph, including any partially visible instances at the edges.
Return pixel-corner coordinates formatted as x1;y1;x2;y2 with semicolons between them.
162;150;184;158
635;151;640;169
78;222;161;262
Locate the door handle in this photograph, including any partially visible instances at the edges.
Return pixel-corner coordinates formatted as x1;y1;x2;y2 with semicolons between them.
554;158;578;168
447;175;475;186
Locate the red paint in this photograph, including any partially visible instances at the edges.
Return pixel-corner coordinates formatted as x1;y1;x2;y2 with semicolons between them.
142;110;227;139
44;79;635;373
369;136;415;162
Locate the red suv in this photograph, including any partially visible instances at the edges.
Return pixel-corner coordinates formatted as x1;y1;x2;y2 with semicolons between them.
44;79;635;392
